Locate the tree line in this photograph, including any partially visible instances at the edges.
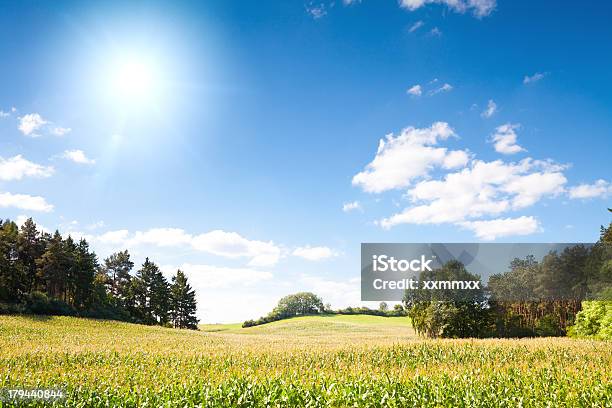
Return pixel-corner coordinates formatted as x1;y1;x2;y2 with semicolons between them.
403;221;611;338
242;292;407;327
0;218;198;329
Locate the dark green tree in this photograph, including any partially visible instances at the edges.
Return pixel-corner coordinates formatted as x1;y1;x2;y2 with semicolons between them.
132;258;170;325
36;231;68;301
169;270;199;329
0;220;23;302
72;239;98;309
271;292;324;319
16;218;44;294
101;250;134;304
403;260;491;338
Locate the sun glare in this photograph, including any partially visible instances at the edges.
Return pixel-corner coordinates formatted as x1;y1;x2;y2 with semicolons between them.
109;56;160;104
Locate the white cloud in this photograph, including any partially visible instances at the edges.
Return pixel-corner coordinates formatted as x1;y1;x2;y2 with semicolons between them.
61;150;95;165
74;226;284;267
523;72;546;84
352;122;468;193
0;110;10;118
406;84;422;96
0;192;53;212
442;149;470;169
490;123;525;154
342;0;361;4
481;99;497;118
428;83;453;95
299;274;362;309
459;216;541;240
0;155;54;181
18;113;48;137
292;246;338;261
51;127;71;136
192;230;281;267
342;201;362;212
132;228;192;247
97;229;130;245
164;263;273;289
409;20;425;32
568;179;612;199
399;0;496;17
379;158;567;234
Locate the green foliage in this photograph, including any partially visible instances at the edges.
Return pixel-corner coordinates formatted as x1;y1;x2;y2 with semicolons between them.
1;315;610;407
0;218;199;330
568;300;612;340
243;298;408;328
169;269;199;329
403;260;492;338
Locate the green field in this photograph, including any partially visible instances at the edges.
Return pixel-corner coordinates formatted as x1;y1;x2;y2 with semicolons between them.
1;315;611;407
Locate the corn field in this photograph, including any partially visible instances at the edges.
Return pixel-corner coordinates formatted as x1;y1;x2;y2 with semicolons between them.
0;315;610;407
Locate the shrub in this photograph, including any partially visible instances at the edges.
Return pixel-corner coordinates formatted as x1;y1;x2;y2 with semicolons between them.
568;300;612;340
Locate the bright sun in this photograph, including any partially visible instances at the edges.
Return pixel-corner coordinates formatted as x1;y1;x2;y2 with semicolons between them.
110;56;160;103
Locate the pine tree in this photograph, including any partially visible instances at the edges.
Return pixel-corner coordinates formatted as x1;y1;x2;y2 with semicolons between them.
170;270;199;329
133;258;170;325
36;231;68;300
101;250;134;304
73;239;98;309
0;220;23;302
17;218;44;294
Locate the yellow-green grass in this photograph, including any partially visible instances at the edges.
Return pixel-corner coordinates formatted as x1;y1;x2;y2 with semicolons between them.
0;315;610;407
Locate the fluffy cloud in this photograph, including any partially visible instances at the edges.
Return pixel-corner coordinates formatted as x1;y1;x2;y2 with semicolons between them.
491;123;525;154
18;113;47;136
342;201;362;212
400;0;496;17
17;113;70;137
292;246;338;261
97;230;130;245
406;84;422;96
0;155;54;181
481;99;497;118
164;263;273;289
87;227;282;267
568;179;612;199
459;216;541;241
0;192;53;212
523;72;545;84
352;122;469;193
379;158;566;230
61;150;95;165
191;230;281;267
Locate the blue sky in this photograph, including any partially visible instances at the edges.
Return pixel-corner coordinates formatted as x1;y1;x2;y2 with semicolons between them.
1;0;611;322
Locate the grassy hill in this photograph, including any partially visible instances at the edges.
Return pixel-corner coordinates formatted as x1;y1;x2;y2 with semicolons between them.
0;314;610;407
201;314;414;339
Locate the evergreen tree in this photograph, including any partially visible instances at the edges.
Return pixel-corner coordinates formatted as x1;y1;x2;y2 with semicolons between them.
170;270;199;329
133;258;170;324
0;220;23;302
36;231;68;300
16;218;44;294
101;250;134;304
73;239;98;309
